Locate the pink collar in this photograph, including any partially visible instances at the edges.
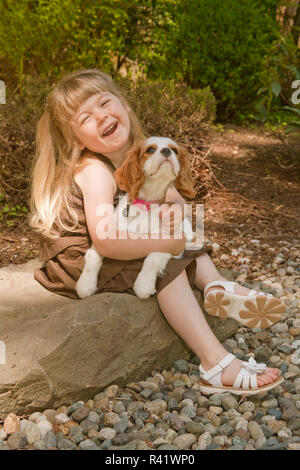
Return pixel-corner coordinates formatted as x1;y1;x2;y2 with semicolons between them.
132;198;162;211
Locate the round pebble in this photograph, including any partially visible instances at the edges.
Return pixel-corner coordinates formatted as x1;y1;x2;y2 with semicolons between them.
185;421;205;435
0;428;7;441
222;395;238;411
197;432;212;450
55;413;70;424
23;422;41;444
37;419;52;438
99;427;116;441
173;433;196;450
248;421;264;440
173;360;189;374
72;406;90;422
291;348;300;365
7;431;28;449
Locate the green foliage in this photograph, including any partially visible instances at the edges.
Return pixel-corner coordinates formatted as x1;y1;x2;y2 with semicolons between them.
0;0;145;85
0;193;27;226
0;81;50;209
251;35;300;132
120;78;216;137
0;0;282;120
283;106;300;133
142;0;280;120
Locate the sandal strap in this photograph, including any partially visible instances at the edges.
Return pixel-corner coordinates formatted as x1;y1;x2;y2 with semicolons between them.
199;353;236;387
203;280;236;297
248;288;273;297
232;357;266;390
204;281;273;298
233;371;257;389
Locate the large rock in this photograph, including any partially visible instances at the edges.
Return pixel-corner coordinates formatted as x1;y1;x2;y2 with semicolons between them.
0;259;238;418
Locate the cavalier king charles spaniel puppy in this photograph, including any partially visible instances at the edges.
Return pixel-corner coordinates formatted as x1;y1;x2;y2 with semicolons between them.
76;136;196;299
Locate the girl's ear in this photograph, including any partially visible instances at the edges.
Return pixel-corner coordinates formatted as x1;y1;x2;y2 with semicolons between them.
114;143;145;201
175;145;196;200
73;134;85;150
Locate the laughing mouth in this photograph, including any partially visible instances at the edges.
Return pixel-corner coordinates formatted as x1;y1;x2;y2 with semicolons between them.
102;122;118;137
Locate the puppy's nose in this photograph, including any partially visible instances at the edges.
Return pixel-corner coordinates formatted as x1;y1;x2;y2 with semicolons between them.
161;147;171;158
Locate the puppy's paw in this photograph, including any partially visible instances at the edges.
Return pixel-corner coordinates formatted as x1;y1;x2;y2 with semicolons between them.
173;251;184;260
185;231;196;242
133;275;157;299
76;277;98;299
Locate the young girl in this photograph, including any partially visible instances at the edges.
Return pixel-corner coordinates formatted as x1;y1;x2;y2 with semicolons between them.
30;69;285;395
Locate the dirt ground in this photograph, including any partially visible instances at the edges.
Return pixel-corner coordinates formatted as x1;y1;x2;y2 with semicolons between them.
0;124;299;272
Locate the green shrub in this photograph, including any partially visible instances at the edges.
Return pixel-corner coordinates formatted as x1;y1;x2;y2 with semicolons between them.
251;34;300;129
0;193;28;227
144;0;280;120
0;0;133;88
0;0;281;121
118;78;216;138
0;77;51;209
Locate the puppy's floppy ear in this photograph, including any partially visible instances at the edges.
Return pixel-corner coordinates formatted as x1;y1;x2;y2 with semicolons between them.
175;145;196;200
114;142;145;202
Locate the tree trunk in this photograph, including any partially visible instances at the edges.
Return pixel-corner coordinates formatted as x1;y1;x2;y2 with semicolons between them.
276;1;300;46
292;3;300;46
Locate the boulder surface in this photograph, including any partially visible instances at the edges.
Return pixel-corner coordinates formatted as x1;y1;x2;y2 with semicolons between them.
0;259;238;418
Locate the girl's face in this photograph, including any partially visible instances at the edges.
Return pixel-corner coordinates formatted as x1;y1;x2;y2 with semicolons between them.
71;91;131;162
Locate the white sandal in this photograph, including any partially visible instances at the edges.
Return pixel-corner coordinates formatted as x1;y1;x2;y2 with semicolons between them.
203;280;285;329
199;353;284;396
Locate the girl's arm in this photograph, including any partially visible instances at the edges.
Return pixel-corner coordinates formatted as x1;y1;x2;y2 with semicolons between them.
158;185;187;234
165;185;186;207
75;158;186;260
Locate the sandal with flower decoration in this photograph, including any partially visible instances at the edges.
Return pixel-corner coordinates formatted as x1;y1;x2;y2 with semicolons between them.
199;353;284;396
203;280;286;329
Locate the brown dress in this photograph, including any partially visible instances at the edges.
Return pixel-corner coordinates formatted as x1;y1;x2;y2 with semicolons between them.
34;154;211;299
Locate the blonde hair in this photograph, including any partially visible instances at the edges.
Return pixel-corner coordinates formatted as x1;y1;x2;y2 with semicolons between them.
29;69;147;239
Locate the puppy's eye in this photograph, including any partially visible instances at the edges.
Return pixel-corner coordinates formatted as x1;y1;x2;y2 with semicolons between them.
172;147;178;155
146;147;156;153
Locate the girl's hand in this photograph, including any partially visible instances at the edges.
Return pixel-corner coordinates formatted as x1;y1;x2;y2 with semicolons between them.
169;234;186;256
159;203;184;236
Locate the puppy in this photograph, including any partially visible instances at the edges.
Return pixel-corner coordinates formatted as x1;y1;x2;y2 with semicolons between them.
76;136;196;299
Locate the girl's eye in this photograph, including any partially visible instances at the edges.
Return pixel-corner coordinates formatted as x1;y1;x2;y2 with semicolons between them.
101;100;110;107
80;115;90;124
146;147;156;153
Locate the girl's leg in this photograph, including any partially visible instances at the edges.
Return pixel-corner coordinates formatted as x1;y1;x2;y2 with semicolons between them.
157;269;279;387
194;252;258;295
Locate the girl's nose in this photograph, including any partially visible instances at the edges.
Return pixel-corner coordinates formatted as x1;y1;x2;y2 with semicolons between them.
95;107;108;124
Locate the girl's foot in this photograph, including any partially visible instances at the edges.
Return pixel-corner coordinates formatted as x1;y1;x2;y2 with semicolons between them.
201;357;279;387
199;353;283;395
203;278;286;328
